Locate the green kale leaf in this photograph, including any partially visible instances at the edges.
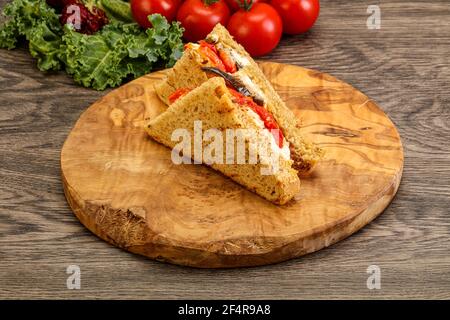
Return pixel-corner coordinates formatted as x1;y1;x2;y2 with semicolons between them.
61;15;184;90
0;0;184;90
0;0;63;71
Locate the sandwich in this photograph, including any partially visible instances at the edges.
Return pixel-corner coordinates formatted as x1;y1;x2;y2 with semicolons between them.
154;23;324;175
146;77;301;205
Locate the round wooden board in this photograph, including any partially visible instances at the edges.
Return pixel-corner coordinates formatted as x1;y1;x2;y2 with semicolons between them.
61;62;403;268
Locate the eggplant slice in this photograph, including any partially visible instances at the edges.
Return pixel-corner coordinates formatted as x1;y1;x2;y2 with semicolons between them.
201;67;264;106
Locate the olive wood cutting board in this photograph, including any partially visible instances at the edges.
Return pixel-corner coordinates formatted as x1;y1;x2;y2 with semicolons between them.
61;62;404;268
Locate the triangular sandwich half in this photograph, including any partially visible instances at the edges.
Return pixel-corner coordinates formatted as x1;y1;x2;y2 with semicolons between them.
146;77;300;205
154;24;324;175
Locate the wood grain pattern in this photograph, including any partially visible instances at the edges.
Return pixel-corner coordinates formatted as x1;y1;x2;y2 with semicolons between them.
0;0;449;298
60;63;403;268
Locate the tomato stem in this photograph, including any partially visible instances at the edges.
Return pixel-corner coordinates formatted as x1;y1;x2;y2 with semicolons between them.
204;0;220;6
238;0;253;11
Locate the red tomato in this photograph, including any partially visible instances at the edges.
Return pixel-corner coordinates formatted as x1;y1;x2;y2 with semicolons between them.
227;3;282;57
177;0;231;43
270;0;319;34
224;0;266;12
130;0;178;29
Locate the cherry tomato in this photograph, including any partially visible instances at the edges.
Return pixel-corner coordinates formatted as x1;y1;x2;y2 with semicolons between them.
177;0;231;43
130;0;178;29
224;0;266;12
227;3;282;57
270;0;319;34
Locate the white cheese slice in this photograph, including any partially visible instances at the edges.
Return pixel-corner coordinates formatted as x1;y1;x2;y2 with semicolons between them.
237;73;266;106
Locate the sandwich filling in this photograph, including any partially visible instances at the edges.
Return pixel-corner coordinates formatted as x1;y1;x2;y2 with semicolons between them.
168;88;192;104
168;84;288;154
185;41;237;74
227;88;285;149
175;39;291;157
185;40;273;116
154;24;323;176
185;40;262;99
205;34;251;69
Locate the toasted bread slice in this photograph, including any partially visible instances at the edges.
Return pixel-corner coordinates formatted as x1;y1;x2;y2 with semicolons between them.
154;24;323;175
147;77;300;205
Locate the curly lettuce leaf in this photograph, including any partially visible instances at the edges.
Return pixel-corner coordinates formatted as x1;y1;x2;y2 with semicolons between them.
28;22;64;71
145;14;184;67
61;15;184;90
0;0;63;70
0;18;19;49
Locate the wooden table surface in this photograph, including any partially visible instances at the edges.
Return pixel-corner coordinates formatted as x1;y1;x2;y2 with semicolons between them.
0;0;449;299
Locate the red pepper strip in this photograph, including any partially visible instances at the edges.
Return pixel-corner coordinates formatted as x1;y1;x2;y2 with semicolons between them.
199;45;226;72
198;42;226;72
198;40;218;54
218;49;237;73
195;41;237;73
228;87;248;104
168;88;191;104
228;88;284;148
